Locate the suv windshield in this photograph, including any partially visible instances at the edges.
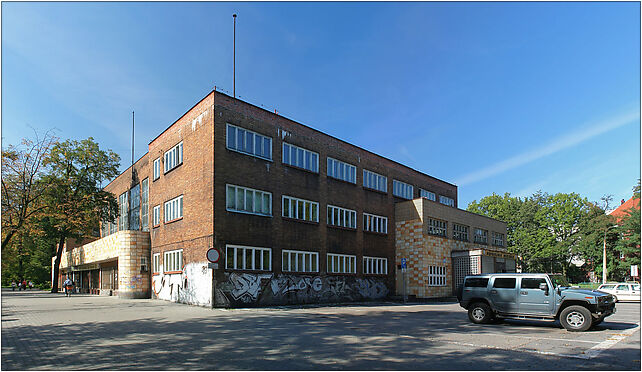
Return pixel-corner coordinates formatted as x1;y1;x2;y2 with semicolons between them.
549;274;570;288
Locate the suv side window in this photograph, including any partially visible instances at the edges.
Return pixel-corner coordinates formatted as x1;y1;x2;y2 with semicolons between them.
493;278;516;288
464;278;489;287
521;278;547;289
617;284;629;291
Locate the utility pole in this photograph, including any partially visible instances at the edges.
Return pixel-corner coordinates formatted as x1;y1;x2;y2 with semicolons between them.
233;13;237;98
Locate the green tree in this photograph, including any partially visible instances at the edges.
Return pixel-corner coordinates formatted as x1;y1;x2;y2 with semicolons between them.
615;201;641;280
43;138;119;292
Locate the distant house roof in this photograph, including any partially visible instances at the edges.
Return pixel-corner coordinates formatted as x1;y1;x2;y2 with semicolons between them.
608;196;640;222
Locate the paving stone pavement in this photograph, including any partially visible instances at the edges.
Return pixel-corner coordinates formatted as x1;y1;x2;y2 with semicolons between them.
1;288;640;370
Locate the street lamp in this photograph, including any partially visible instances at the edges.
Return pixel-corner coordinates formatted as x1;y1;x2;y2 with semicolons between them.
603;225;618;284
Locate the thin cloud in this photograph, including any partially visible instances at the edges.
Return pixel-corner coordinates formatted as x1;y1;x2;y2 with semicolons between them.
455;110;640;186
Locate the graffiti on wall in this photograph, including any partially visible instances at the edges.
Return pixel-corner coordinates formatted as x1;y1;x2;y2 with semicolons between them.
152;262;212;306
217;273;389;307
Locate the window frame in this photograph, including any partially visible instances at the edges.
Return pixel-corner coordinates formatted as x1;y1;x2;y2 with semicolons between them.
163;249;183;273
282;195;319;223
427;265;447;286
225;244;272;271
439;195;455;207
474;228;488;244
363;169;388;193
226;184;272;217
327;253;357;274
427;218;447;237
453;223;469;242
152;205;161;227
492;232;505;247
164;195;184;224
363;212;388;234
282;249;319;273
152;253;160;274
327;204;357;229
420;189;436;201
327;157;357;184
226;123;273;161
153;158;161;181
363;256;388;275
392;179;414;199
282;142;319;173
163;141;183;174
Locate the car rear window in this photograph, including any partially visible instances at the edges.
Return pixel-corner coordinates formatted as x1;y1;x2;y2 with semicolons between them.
493;278;516;289
617;285;629;290
464;278;489;288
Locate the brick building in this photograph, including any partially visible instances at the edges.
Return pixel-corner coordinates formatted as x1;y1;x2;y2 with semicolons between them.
55;89;513;306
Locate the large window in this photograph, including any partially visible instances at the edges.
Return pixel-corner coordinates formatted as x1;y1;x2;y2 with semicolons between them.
118;191;128;231
327;253;356;274
327;157;356;184
439;195;455;207
152;205;160;227
282;250;319;273
427;218;447;237
164;249;183;272
225;245;272;271
282;195;319;223
427;266;447;286
492;232;505;247
226;185;272;216
164;141;183;173
283;143;318;172
153;158;160;180
363;169;387;193
363;213;387;234
152;253;160;273
226;123;272;160
129;184;140;231
141;178;149;231
453;223;468;242
164;195;183;223
474;228;488;244
364;256;388;275
393;180;413;199
420;189;436;201
327;205;357;229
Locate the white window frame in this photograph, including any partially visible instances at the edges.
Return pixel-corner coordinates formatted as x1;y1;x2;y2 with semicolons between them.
282;195;319;223
282;142;319;173
420;189;436;201
453;223;469;242
153;158;161;180
363;169;387;193
164;195;184;223
225;245;272;271
282;250;319;273
327;253;356;274
363;212;388;234
363;256;388;275
427;218;447;237
327;157;356;184
439;195;455;207
427;265;447;286
163;249;183;272
393;179;414;199
152;205;160;227
152;253;160;273
474;228;488;244
163;141;183;174
226;184;272;216
327;205;357;229
492;232;504;247
226;123;273;160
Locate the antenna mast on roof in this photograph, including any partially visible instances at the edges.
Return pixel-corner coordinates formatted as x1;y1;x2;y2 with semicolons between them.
233;13;237;98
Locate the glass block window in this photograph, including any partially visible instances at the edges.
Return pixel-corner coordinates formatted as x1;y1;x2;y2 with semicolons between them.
164;141;183;173
363;213;388;234
393;180;413;199
226;123;272;160
439;195;455;207
225;245;272;271
363;256;388;275
453;223;468;242
226;184;272;216
420;189;436;201
327;253;356;274
282;195;319;223
282;250;319;273
283;143;319;172
327;157;356;183
492;232;505;247
327;205;357;229
164;249;183;272
164;195;183;223
427;265;447;286
474;228;488;244
363;169;387;193
427;218;447;237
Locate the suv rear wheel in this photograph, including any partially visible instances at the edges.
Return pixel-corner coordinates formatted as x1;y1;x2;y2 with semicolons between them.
468;302;493;324
560;305;592;332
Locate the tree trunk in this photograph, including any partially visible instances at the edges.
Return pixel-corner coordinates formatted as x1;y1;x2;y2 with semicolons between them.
50;234;66;293
1;230;16;251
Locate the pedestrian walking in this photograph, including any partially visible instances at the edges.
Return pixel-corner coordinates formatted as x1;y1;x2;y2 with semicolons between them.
11;280;16;291
63;277;73;297
28;281;33;290
21;280;27;291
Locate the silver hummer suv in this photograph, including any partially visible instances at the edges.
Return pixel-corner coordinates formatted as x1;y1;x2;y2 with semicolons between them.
457;273;616;332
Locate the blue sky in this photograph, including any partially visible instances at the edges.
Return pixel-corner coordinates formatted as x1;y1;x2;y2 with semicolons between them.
2;2;640;209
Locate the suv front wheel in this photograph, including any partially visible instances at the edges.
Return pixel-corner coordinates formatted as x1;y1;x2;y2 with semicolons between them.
560;305;592;332
468;302;493;324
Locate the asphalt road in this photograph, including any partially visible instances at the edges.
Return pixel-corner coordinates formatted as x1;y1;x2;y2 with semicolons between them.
1;288;640;370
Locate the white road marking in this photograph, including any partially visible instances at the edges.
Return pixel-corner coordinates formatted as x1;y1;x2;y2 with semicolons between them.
584;322;641;359
497;334;600;344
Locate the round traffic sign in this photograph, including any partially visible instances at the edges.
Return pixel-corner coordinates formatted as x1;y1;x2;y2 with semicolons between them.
207;248;220;263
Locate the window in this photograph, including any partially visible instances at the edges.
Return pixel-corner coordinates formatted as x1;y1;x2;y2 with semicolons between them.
327;157;356;184
428;266;447;286
226;185;272;216
153;158;161;180
226;123;272;160
453;224;468;242
493;278;516;288
163;141;183;173
163;249;183;272
282;250;319;272
464;278;489;288
521;278;547;289
164;195;183;223
363;169;387;193
439;195;455;207
474;228;488;244
327;205;357;229
616;284;629;291
141;178;149;231
363;213;387;234
283;143;318;172
427;218;447;237
129;184;140;231
225;245;272;271
118;191;129;231
327;253;356;274
363;256;388;275
492;232;504;247
420;189;436;201
152;205;160;227
393;180;413;199
152;253;160;273
282;195;319;223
